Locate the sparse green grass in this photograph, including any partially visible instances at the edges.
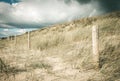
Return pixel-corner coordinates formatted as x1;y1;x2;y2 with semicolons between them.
29;61;52;69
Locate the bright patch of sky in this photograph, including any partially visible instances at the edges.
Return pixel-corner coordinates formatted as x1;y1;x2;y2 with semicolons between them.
0;28;37;37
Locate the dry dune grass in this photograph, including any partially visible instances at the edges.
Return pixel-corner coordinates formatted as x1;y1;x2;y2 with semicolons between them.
0;11;120;81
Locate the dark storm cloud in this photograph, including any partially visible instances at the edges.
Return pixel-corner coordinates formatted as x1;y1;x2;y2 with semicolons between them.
63;0;91;4
77;0;91;4
76;0;120;12
98;0;120;12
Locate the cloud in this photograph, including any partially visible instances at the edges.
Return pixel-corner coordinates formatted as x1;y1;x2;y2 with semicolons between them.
0;0;120;30
0;28;26;37
11;0;88;24
0;27;38;37
0;23;16;28
3;28;8;31
77;0;120;12
98;0;120;12
17;29;26;33
0;0;104;29
0;0;119;37
0;28;10;37
77;0;91;4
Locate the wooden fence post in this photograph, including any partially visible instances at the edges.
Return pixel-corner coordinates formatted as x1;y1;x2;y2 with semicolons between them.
10;36;12;41
28;31;30;50
7;36;10;41
92;25;99;69
14;35;17;46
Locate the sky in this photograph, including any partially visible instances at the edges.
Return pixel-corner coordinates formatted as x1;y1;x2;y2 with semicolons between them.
0;0;120;37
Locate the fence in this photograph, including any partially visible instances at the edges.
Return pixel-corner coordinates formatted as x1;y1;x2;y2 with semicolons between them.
5;25;120;69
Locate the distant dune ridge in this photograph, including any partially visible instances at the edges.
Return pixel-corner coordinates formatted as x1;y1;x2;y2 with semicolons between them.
0;11;120;81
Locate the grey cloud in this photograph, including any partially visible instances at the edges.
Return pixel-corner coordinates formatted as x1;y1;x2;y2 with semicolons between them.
0;0;98;28
98;0;120;12
1;0;120;29
63;0;91;4
76;0;120;12
77;0;91;4
0;0;119;36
